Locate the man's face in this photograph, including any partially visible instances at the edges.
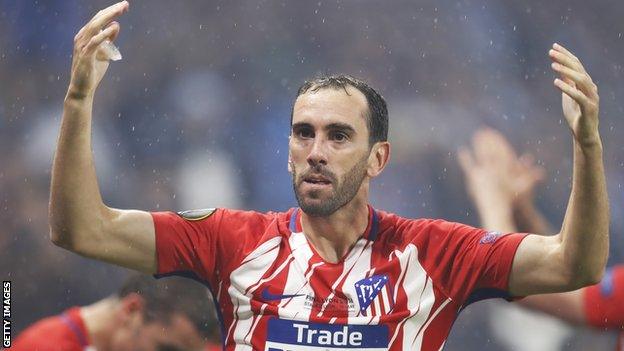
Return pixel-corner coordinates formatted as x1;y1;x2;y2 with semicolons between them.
289;86;372;216
111;312;206;351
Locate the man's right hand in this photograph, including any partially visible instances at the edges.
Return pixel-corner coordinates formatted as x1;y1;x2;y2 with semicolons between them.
68;1;128;99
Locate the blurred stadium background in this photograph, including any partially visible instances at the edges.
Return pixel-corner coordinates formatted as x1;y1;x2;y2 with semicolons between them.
1;0;622;349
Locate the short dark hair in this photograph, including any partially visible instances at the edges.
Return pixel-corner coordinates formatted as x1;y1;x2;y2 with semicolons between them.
118;274;218;339
293;74;389;146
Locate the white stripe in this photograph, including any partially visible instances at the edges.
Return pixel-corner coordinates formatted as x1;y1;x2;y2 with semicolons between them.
317;239;372;317
400;243;436;350
381;287;391;313
216;280;223;301
412;298;451;348
373;293;382;316
227;236;282;349
277;232;315;321
244;303;267;345
384;243;435;350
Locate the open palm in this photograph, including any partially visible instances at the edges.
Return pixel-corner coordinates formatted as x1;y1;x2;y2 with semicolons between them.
550;43;600;146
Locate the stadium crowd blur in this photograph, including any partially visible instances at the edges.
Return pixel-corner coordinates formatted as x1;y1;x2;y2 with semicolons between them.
1;1;623;349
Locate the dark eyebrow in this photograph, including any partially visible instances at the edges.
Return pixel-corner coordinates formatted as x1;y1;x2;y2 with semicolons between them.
325;122;356;134
291;122;313;131
291;121;357;136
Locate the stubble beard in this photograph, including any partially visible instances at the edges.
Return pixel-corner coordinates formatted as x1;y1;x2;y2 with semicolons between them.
292;155;369;217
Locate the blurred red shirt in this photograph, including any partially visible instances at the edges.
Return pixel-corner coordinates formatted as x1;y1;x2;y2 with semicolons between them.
11;307;90;351
583;266;624;351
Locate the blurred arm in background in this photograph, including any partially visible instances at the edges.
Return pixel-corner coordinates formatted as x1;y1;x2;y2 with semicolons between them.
461;45;610;297
49;1;157;273
458;127;623;330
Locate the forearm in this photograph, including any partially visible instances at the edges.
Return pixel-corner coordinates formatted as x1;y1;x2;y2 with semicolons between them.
558;139;609;284
518;290;585;325
49;94;111;249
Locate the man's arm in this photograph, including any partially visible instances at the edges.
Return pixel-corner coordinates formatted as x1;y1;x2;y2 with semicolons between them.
458;127;614;328
508;44;609;295
49;1;157;274
518;290;585;325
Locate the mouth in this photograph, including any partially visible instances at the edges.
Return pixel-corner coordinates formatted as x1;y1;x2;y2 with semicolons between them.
302;175;332;186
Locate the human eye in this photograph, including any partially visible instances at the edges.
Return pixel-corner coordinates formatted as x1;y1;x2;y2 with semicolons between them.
330;131;349;142
294;126;314;139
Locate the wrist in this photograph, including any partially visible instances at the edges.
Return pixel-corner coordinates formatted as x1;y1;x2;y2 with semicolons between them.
65;89;94;104
573;130;603;151
66;82;96;101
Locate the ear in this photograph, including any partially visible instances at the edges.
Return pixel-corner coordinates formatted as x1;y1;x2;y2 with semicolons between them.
367;141;390;178
287;136;294;174
117;293;145;327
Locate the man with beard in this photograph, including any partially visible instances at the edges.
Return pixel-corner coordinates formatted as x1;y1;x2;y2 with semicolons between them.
49;2;609;350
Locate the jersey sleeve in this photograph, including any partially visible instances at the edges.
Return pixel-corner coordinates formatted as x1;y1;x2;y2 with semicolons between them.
151;209;220;282
583;265;624;329
151;208;270;284
418;220;528;305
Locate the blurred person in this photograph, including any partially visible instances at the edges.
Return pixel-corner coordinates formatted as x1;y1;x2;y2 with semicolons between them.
49;2;609;350
459;128;623;350
10;274;220;351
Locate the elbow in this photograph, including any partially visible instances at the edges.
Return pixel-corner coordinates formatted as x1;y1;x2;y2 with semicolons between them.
564;265;606;290
582;267;605;287
49;225;74;250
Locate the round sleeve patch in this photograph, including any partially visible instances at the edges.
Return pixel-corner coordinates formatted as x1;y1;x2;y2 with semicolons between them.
176;208;217;221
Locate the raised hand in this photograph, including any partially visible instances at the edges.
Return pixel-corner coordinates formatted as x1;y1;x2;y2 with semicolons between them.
458;128;545;210
549;43;600;147
68;1;129;99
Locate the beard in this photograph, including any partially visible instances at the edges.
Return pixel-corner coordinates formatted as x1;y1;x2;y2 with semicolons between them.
292;154;369;217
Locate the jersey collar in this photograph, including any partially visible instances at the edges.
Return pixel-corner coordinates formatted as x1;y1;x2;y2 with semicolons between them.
289;205;380;241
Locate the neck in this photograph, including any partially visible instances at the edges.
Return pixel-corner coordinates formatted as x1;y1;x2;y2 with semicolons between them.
300;186;370;263
80;297;118;351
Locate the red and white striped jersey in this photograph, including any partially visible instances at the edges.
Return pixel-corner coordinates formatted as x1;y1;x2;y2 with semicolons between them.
152;206;527;351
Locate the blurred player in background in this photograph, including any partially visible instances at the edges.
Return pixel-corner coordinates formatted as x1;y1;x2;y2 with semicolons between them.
48;2;609;350
459;128;624;350
10;274;220;351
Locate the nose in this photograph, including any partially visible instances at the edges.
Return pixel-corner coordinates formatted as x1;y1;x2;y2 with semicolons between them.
307;137;328;167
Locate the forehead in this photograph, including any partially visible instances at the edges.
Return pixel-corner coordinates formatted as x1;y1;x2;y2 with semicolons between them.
292;86;369;130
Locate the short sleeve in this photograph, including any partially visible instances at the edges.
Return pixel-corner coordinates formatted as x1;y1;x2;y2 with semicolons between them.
583;266;624;329
151;208;274;285
418;220;528;305
151;209;221;282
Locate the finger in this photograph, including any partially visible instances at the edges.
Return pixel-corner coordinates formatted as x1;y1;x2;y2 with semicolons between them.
83;23;120;56
483;128;517;158
531;167;546;183
457;147;476;174
551;62;586;87
472;130;491;163
552;43;579;62
549;49;585;74
108;21;121;42
85;1;129;37
519;153;535;167
552;62;598;100
554;78;588;105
